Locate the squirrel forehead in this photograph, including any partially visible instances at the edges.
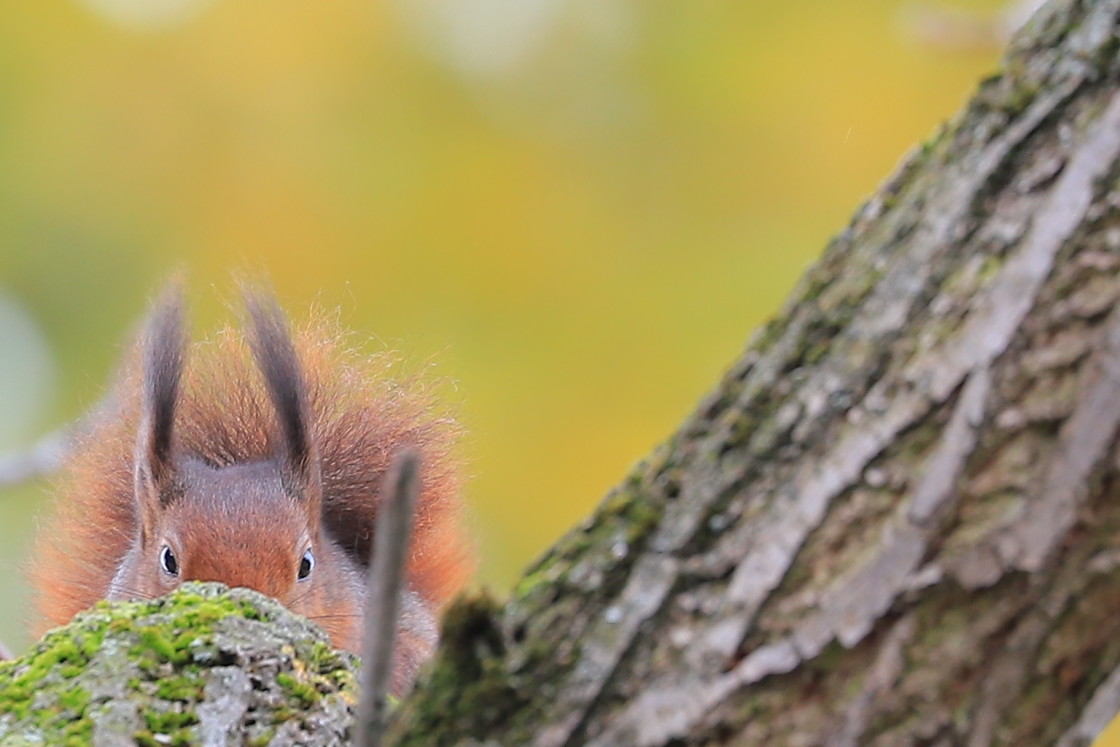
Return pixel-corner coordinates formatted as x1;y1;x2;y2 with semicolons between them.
162;459;312;543
161;463;311;596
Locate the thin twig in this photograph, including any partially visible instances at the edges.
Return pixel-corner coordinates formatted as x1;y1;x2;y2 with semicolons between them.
0;393;116;491
0;426;75;489
355;449;421;747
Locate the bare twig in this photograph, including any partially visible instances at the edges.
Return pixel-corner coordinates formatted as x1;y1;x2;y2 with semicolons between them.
355;449;421;747
0;425;75;489
0;393;115;491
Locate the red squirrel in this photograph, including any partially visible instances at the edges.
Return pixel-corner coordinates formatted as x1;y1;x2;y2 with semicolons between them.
29;288;471;693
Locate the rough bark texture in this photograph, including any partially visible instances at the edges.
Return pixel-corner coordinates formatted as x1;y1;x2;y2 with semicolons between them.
389;1;1120;744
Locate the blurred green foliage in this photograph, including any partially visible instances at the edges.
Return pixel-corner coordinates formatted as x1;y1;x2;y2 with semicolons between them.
0;0;1007;654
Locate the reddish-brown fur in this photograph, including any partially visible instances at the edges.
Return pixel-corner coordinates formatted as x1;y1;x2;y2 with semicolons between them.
30;304;471;691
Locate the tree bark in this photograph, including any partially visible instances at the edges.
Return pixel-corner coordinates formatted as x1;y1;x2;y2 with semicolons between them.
389;1;1120;744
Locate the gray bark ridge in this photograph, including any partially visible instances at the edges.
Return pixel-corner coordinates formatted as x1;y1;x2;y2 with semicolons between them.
391;0;1120;745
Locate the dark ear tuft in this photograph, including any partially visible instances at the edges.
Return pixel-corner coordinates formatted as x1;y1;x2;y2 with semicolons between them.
135;285;187;509
245;291;322;504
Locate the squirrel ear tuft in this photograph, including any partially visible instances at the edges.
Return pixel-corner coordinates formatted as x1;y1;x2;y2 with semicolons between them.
244;290;322;507
134;284;187;512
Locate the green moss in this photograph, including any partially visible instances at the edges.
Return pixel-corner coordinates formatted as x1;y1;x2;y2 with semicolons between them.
155;675;205;702
0;582;358;744
920;123;949;156
0;610;102;740
143;707;199;732
513;564;556;600
277;671;321;706
807;639;847;673
61;708;94;745
237;600;265;621
1002;79;1041;115
248;733;276;747
135;627;191;665
512;465;666;609
134;729;194;747
389;593;529;744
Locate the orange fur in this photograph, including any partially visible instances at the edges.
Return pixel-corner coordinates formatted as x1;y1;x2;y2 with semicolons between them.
30;306;471;681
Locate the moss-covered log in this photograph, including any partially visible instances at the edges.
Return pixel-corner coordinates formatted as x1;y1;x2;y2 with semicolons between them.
390;0;1120;744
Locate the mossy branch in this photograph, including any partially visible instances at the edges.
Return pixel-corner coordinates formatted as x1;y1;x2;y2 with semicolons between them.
0;583;357;746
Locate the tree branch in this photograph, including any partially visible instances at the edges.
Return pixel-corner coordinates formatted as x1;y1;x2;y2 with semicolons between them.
0;426;73;489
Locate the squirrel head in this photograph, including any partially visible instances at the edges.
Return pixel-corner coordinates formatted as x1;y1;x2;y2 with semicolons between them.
130;458;324;603
118;290;362;632
33;284;471;684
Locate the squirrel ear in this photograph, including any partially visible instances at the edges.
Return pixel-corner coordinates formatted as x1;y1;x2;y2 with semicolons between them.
134;285;187;516
245;291;323;509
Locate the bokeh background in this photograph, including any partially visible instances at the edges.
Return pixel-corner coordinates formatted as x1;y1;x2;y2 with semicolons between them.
0;0;1028;674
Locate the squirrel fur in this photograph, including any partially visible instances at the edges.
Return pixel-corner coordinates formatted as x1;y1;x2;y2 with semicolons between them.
29;288;471;693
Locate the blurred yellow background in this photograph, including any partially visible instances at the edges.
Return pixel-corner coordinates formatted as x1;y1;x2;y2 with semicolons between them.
0;0;1020;675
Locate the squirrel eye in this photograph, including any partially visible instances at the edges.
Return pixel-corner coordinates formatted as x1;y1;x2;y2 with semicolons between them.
159;545;179;576
298;548;314;581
